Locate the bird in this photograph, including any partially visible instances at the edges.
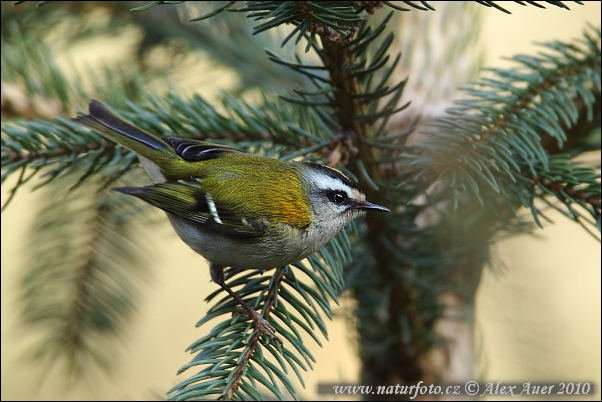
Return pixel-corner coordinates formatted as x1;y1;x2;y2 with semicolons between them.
73;100;390;340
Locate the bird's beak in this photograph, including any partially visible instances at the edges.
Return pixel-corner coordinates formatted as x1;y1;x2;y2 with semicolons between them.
360;202;391;212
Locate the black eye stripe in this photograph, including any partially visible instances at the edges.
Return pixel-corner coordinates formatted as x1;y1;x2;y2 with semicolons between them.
324;190;350;206
332;192;346;205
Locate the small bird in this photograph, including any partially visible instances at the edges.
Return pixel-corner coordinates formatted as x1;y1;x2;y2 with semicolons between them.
73;100;390;340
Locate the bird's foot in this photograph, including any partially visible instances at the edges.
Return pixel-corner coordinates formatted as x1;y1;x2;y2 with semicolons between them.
234;306;282;344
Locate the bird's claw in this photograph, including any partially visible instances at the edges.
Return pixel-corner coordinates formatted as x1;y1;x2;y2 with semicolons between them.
234;306;283;344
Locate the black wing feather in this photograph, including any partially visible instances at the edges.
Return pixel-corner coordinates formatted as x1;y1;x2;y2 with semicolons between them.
163;138;245;161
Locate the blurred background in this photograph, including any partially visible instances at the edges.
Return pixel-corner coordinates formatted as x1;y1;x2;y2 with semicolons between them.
1;1;600;400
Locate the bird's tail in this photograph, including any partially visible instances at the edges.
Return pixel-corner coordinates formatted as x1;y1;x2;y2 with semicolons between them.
72;99;170;160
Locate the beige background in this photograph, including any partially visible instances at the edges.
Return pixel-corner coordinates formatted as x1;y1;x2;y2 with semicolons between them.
2;2;600;400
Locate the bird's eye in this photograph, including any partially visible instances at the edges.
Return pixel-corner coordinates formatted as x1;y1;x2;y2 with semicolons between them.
331;191;347;205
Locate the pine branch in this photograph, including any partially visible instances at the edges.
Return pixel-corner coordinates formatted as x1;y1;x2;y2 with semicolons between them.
129;1;185;12
402;27;601;232
2;22;165;377
1;26;351;390
0;22;182;209
19;176;153;377
2;2;142;67
265;7;444;392
515;155;601;235
4;2;599;400
1;118;138;209
6;1;285;91
168;226;352;400
118;0;583;21
475;1;583;14
248;3;598;395
2;91;345;210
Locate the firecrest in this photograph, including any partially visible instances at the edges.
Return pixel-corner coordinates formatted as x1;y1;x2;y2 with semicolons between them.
73;100;390;340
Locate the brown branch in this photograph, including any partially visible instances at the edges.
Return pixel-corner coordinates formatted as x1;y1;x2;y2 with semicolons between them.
541;90;601;155
222;266;287;401
526;173;601;211
317;25;432;400
466;56;601;155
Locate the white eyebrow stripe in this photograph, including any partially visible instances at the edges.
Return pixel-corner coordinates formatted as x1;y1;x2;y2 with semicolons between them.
311;172;355;199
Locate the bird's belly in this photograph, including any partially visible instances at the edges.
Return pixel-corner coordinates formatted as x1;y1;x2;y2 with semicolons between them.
166;214;314;269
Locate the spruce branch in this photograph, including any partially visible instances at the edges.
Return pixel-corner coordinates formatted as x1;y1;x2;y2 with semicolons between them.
168;225;352;400
4;2;303;96
3;1;600;400
130;1;185;12
113;0;584;23
0;90;359;399
0;22;180;207
514;155;601;237
475;1;583;14
2;92;342;210
250;2;598;394
1;118;138;209
19;176;152;377
402;27;601;232
2;21;166;377
270;7;443;391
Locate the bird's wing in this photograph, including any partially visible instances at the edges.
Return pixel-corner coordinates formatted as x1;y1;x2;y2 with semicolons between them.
114;178;269;238
163;138;246;161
